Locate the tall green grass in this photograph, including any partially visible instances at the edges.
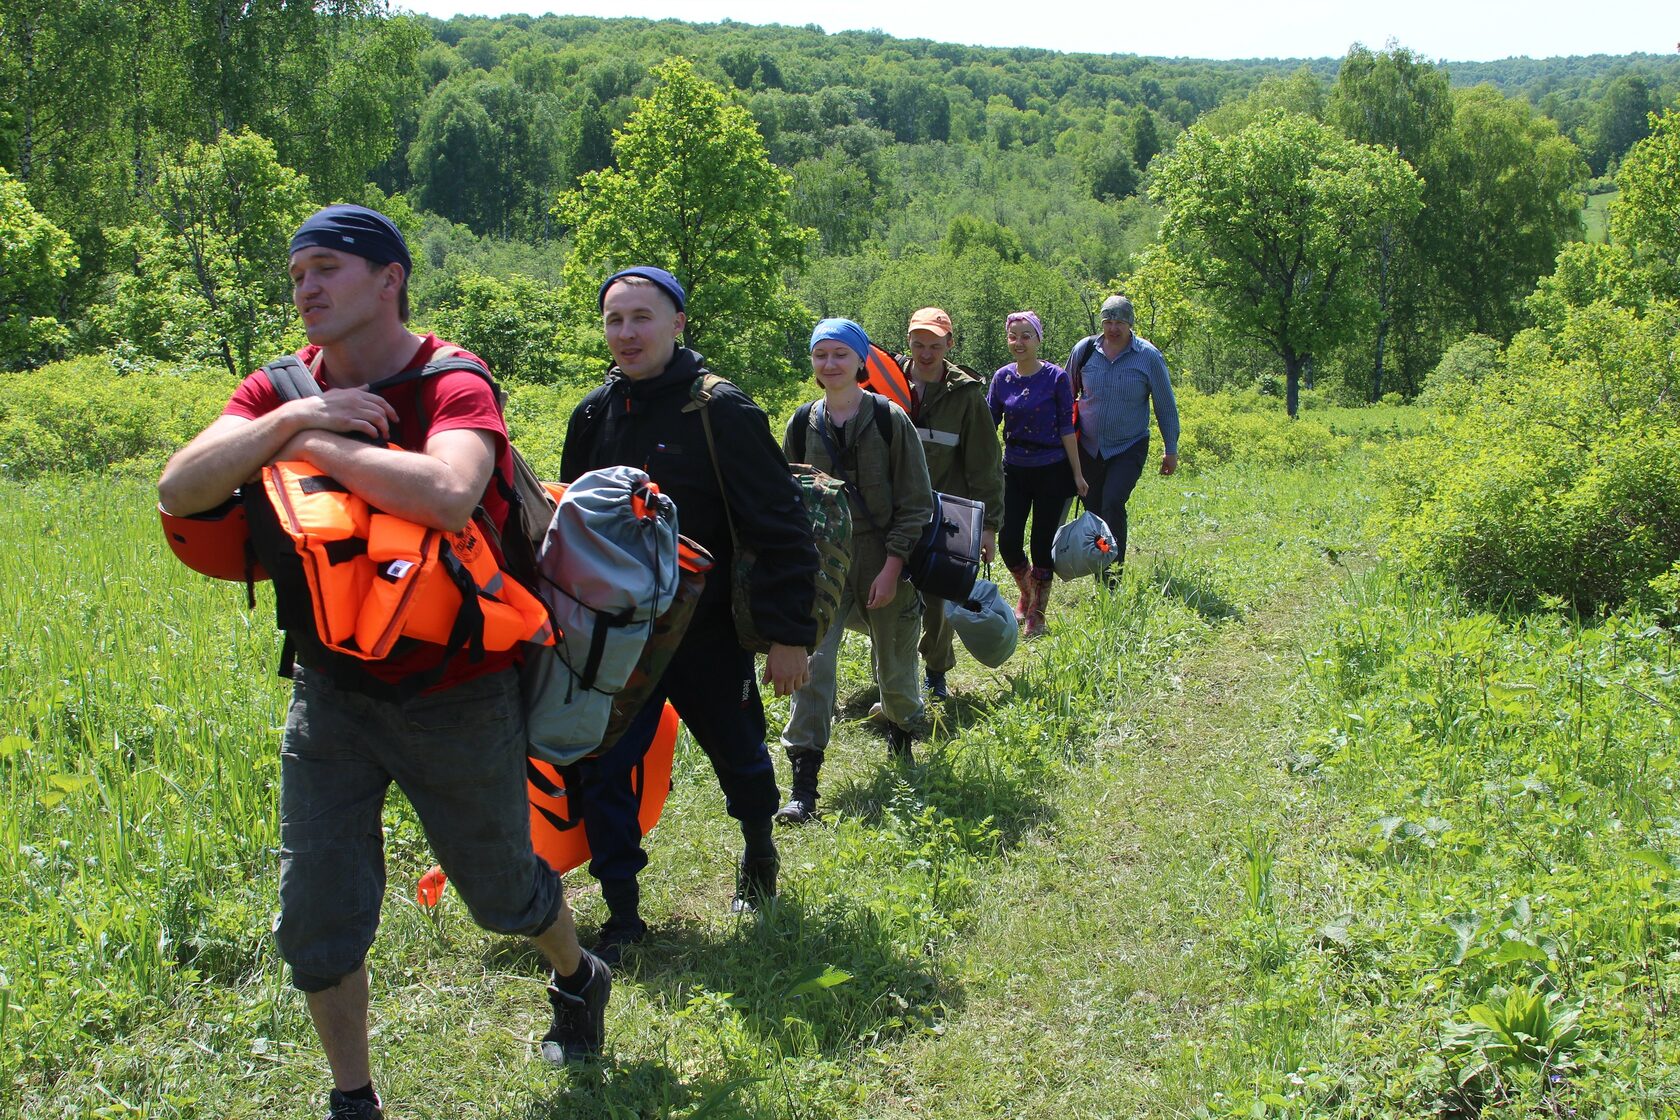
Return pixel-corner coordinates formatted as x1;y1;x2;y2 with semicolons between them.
1206;565;1680;1114
12;418;1667;1117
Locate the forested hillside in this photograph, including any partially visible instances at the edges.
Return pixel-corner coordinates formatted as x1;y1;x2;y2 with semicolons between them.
2;5;1676;409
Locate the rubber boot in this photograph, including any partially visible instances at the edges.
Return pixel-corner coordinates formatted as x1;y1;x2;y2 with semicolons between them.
775;752;823;825
1024;570;1053;639
1007;563;1034;624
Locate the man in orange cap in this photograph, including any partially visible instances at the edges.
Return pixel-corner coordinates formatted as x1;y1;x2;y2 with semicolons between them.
900;307;1003;701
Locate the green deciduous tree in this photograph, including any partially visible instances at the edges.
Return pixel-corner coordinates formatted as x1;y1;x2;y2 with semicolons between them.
857;243;1086;374
1434;87;1586;340
409;75;565;239
554;56;812;388
0;168;77;367
1587;72;1654;175
1329;44;1453;400
1153;111;1422;416
1610;108;1680;300
101;130;312;378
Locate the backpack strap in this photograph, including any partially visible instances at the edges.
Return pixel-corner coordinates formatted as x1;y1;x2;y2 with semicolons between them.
263;354;325;402
812;401;883;533
868;392;893;450
1067;335;1097;398
684;372;743;555
791;401;815;463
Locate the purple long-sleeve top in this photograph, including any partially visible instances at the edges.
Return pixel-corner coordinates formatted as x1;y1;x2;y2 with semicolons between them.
987;360;1076;468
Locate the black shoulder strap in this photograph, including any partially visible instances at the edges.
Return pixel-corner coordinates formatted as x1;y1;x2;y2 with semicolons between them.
791;401;814;462
687;371;742;553
371;354;499;400
263;355;322;402
813;401;882;533
868;392;893;450
1068;335;1097;396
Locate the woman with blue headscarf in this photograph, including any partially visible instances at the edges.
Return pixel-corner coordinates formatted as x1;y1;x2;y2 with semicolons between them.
775;319;934;824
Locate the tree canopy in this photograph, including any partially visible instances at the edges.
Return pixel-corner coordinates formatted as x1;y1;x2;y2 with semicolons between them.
553;57;813;388
1154;111;1422;415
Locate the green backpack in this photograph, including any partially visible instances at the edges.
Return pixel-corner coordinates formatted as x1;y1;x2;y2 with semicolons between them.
687;373;851;653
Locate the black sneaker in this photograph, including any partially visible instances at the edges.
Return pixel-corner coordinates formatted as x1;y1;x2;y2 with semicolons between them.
592;914;648;968
326;1090;383;1120
924;672;949;701
731;854;779;913
775;794;817;825
886;723;915;764
541;951;610;1064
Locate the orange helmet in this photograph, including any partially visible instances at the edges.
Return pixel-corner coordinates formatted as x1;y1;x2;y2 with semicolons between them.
158;493;268;583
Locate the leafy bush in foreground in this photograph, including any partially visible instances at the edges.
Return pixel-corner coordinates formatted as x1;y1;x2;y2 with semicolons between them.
1383;300;1680;613
0;355;234;480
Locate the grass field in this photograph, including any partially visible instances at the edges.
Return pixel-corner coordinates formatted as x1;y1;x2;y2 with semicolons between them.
1583;189;1620;244
2;410;1676;1118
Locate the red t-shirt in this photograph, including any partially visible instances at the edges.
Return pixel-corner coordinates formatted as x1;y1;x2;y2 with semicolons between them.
226;334;520;689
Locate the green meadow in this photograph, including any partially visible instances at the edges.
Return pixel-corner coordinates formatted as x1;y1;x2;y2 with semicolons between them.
4;403;1675;1118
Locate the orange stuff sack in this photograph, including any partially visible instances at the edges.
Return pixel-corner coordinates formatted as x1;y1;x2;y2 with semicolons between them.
863;344;913;413
526;701;678;875
415;702;679;907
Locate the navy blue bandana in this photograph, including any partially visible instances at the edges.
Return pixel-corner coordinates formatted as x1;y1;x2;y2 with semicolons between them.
289;205;412;276
598;266;687;313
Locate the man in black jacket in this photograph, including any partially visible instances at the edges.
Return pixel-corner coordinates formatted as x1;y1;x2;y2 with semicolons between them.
560;267;819;962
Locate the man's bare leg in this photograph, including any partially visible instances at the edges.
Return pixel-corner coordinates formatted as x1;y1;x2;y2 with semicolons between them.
531;894;583;976
306;965;372;1091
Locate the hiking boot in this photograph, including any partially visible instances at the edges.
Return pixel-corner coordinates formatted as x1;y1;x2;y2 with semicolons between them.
775;752;822;825
591;913;647;968
731;853;780;913
326;1090;382;1120
924;672;950;702
886;723;915;764
541;951;610;1064
775;795;817;824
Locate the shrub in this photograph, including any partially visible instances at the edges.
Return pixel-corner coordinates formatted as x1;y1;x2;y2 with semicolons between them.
1382;300;1680;612
0;354;235;480
1419;332;1502;409
420;271;568;386
1175;386;1350;472
502;379;596;479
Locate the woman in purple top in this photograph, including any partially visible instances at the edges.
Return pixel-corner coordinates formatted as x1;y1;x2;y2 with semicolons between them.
987;311;1088;638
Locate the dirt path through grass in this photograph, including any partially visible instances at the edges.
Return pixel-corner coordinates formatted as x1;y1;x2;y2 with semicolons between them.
871;558;1349;1118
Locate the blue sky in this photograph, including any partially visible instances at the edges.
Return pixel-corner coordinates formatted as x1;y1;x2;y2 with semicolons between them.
399;0;1676;63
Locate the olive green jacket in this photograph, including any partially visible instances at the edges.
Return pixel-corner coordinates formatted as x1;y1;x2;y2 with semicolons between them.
902;358;1004;533
785;394;934;563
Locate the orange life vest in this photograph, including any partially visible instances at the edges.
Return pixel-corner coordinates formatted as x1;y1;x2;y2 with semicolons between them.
864;344;914;413
259;455;553;663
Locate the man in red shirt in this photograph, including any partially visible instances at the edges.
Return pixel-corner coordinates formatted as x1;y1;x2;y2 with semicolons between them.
158;206;605;1120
